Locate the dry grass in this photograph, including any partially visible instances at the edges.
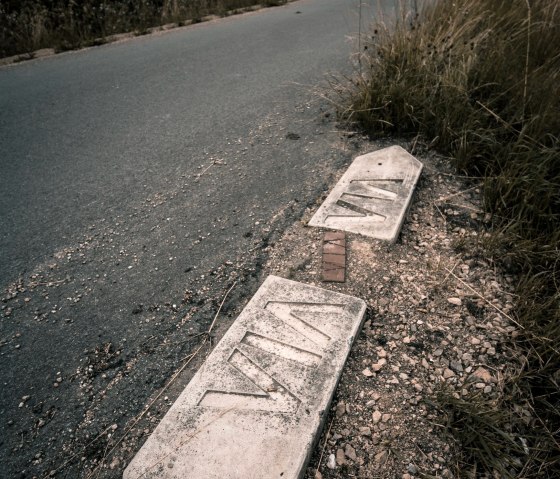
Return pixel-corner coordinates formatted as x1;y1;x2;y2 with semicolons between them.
0;0;288;58
336;0;559;476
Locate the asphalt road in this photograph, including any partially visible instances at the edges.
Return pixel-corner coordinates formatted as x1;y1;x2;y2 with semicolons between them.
0;1;398;476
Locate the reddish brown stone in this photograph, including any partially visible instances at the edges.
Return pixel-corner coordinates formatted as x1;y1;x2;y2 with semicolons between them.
322;231;346;282
324;231;346;242
323;254;345;267
323;242;345;255
323;266;344;282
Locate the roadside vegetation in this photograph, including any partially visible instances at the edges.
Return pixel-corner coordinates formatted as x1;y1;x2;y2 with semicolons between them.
338;0;559;476
0;0;287;58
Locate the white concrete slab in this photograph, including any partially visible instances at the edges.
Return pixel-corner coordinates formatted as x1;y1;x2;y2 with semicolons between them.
309;146;423;242
124;276;366;479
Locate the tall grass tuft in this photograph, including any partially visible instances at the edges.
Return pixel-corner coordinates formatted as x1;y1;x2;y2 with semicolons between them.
341;0;559;476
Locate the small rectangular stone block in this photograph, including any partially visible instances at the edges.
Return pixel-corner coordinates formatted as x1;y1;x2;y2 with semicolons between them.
323;253;345;267
323;242;345;255
324;231;346;242
309;146;423;243
124;276;366;479
322;231;346;283
322;267;345;283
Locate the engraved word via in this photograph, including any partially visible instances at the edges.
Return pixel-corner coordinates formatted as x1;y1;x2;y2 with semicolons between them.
198;301;343;413
327;179;403;221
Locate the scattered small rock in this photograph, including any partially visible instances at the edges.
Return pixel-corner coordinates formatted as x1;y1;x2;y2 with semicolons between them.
335;401;346;418
449;360;463;372
375;449;389;465
344;444;357;462
359;426;371;436
443;368;455;379
371;358;386;372
471;366;493;383
408;463;419;474
336;448;346;465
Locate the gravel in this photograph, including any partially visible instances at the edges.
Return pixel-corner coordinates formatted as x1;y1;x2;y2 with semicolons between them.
262;138;518;478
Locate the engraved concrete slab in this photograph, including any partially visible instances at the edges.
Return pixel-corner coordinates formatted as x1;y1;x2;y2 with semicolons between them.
309;145;423;242
124;276;366;479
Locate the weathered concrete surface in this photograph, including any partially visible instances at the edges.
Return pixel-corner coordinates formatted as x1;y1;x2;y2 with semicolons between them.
309;146;423;242
124;276;366;479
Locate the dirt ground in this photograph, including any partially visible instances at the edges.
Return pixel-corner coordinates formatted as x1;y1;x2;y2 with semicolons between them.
2;129;520;478
261;138;519;479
